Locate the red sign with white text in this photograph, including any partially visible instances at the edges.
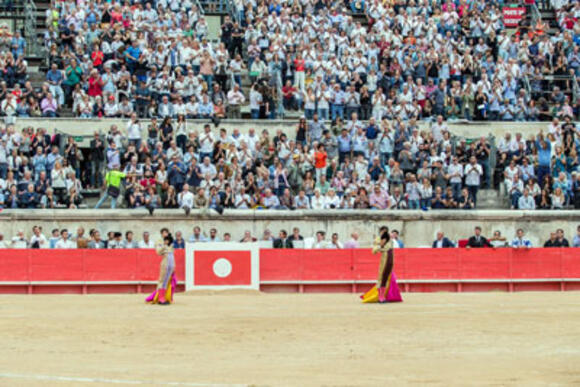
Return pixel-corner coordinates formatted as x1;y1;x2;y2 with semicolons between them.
503;7;526;27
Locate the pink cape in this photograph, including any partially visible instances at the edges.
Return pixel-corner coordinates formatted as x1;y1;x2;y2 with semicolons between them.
386;274;403;302
145;274;177;303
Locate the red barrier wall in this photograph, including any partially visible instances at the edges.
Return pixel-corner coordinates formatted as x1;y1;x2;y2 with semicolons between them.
0;248;579;294
0;249;185;294
260;248;580;293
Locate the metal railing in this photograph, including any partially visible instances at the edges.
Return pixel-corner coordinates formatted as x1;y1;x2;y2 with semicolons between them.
193;0;205;16
23;0;39;57
572;76;579;104
529;3;542;26
224;0;239;24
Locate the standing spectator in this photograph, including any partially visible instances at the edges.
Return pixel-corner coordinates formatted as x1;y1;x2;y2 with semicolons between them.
227;84;245;119
95;165;126;209
464;156;483;207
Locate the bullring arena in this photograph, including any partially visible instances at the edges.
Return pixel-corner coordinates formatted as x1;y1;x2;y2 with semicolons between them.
1;292;579;386
4;0;580;382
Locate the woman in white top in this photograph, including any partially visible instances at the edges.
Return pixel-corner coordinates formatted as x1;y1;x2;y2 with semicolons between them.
155;161;167;188
551;187;566;209
372;89;385;121
304;87;316;120
310;189;326;210
175;114;187;151
51;161;67;203
324;189;341;209
126;113;142;149
419;178;433;209
249;85;262;119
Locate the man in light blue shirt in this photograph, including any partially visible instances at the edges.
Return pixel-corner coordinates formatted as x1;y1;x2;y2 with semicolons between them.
331;84;345;120
517;188;536;210
378;128;394;166
510;228;532;248
337;129;351;163
46;63;65;106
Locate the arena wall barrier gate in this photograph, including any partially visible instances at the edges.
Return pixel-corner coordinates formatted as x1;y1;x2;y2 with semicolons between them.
0;248;579;294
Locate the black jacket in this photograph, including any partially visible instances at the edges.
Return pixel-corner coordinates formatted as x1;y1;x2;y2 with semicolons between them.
466;235;492;248
273;238;293;249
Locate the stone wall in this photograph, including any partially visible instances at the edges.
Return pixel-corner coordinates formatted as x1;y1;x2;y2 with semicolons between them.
0;209;577;248
11;118;547;147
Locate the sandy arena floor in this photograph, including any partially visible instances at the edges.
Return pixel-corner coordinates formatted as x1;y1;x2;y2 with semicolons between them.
0;292;579;386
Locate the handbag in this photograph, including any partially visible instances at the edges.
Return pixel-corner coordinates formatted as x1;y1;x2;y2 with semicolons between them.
107;185;120;198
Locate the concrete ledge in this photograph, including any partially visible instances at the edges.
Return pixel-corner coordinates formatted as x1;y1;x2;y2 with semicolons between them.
0;208;578;221
0;209;578;248
11;118;549;143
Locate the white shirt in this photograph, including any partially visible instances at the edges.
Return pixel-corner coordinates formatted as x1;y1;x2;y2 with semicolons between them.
127;121;142;140
55;239;76;249
310;195;326;210
199;132;215;153
178;191;195;208
448;163;464;183
30;234;49;249
138;240;155;248
227;89;246;106
518;194;536;210
11;237;28;249
464;163;482;186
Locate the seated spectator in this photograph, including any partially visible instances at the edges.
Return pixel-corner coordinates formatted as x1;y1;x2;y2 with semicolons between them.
466;226;492;248
432;231;455;248
510;229;532;248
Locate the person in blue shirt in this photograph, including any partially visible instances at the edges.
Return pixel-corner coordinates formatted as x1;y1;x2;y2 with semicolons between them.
124;41;141;74
337;128;351;164
19;184;38;209
536;133;552;188
510;229;532;248
197;95;214;118
365;117;379;140
11;31;26;59
173;231;185;249
46;63;65;106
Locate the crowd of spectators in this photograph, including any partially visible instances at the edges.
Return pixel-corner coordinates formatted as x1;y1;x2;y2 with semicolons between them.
0;225;363;250
1;224;579;249
432;225;578;248
1;0;580;121
1;108;580;210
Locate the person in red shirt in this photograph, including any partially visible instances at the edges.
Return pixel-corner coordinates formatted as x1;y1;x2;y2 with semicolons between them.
282;80;297;110
91;43;104;70
293;53;305;92
87;69;104;99
314;143;328;182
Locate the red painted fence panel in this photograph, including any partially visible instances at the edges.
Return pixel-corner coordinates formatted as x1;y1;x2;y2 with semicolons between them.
0;248;578;294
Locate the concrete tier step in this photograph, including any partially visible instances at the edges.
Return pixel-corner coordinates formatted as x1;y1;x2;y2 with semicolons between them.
476;189;509;210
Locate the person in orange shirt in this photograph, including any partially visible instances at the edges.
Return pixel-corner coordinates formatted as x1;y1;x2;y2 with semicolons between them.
314;143;328;182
